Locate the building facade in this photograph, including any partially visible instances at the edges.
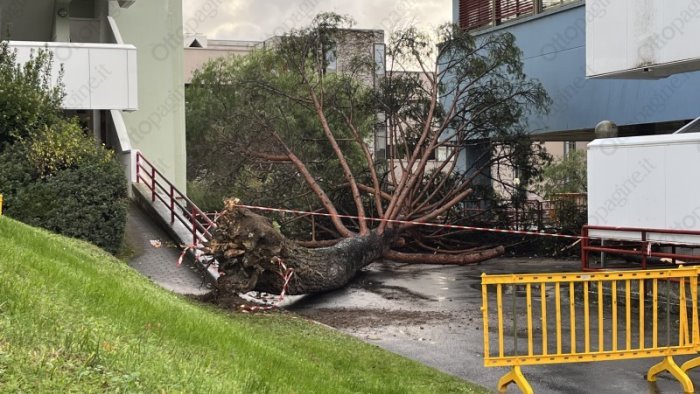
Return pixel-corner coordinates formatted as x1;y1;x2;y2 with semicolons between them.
453;0;700;143
1;0;187;189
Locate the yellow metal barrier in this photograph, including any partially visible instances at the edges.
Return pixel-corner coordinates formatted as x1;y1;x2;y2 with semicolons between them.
0;193;3;216
481;267;700;393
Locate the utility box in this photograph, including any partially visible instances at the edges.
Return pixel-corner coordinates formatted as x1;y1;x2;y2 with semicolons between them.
587;133;700;244
586;0;700;79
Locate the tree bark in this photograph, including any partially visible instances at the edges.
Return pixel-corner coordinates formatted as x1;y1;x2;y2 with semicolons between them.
208;200;502;296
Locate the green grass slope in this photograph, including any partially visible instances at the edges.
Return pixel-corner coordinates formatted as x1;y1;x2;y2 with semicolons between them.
0;217;486;393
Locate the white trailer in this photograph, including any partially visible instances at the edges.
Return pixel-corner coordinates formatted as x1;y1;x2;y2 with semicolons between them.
587;0;700;79
587;127;700;246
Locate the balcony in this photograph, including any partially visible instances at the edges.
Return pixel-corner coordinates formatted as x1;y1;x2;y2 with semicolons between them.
8;40;138;111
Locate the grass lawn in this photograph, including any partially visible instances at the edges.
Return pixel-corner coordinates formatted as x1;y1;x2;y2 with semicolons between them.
0;217;487;393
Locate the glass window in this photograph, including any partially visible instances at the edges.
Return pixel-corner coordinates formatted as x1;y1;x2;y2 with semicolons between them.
542;0;577;10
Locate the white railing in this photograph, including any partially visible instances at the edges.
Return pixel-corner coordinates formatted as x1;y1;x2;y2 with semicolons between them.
8;40;138;111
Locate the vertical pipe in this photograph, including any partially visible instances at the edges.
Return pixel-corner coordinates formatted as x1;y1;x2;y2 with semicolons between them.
541;283;548;355
569;282;576;353
526;284;533;356
598;280;604;351
639;280;645;350
672;245;677;265
584;281;590;353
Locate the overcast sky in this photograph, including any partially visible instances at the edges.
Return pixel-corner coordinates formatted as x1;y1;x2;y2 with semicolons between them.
182;0;452;41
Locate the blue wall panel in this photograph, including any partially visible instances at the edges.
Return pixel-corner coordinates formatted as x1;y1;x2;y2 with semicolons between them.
472;5;700;135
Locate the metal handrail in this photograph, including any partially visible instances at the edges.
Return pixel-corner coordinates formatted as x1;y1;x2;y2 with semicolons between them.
581;225;700;271
135;151;216;245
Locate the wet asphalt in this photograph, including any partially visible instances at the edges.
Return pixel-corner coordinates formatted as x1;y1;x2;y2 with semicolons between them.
286;258;700;393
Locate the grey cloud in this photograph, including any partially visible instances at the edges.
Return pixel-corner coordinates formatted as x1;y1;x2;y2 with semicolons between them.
183;0;451;41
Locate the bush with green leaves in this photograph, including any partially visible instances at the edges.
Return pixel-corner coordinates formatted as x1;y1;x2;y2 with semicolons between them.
0;42;127;254
0;41;64;146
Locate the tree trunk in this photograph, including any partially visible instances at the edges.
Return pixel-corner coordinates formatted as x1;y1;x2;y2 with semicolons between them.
208;201;502;296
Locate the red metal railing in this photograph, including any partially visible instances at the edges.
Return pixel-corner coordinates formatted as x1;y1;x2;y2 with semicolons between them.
581;225;700;271
135;151;216;245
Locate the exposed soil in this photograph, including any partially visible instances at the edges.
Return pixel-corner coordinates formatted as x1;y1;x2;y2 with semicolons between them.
294;308;451;329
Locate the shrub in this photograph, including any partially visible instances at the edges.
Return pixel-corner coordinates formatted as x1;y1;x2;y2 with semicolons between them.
0;41;127;254
0;123;128;254
8;158;127;254
0;41;64;146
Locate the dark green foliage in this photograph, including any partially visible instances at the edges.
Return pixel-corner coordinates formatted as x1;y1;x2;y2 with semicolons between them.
6;156;127;254
0;41;64;146
0;41;127;253
537;150;587;198
186;24;375;236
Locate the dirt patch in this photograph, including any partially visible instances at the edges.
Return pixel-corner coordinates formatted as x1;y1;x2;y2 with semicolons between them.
294;307;451;329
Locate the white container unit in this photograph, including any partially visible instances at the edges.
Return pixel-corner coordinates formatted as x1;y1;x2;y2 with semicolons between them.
588;132;700;245
586;0;700;79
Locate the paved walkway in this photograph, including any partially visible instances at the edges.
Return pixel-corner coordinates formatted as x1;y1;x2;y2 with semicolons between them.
125;203;212;295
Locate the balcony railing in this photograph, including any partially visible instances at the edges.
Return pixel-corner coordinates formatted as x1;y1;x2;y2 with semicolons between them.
8;40;138;111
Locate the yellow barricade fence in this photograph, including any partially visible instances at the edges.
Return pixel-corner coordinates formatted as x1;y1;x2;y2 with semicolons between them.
481;267;700;393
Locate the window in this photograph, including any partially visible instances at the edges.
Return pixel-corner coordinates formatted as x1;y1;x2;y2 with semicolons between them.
325;42;337;73
564;140;576;157
459;0;578;31
542;0;577;10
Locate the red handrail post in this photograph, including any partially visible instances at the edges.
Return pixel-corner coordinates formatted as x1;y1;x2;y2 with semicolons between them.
191;206;197;245
135;152;140;184
581;226;589;270
169;185;175;224
150;166;156;202
641;231;648;270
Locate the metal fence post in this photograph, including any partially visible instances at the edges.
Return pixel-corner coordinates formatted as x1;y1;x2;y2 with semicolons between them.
169;185;175;224
581;226;589;270
150;166;156;202
191;206;197;246
135;153;140;184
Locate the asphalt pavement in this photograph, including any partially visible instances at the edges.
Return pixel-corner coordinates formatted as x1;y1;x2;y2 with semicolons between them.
288;258;700;393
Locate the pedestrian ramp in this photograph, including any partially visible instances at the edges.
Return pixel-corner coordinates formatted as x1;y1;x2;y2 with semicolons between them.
480;267;700;393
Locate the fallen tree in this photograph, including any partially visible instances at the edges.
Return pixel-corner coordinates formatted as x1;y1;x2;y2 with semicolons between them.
191;14;548;296
209;199;505;295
